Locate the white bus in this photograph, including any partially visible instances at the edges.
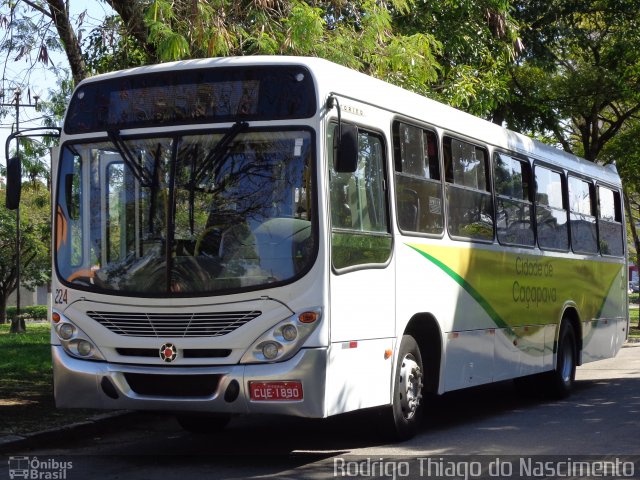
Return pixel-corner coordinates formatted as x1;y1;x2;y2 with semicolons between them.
29;56;628;439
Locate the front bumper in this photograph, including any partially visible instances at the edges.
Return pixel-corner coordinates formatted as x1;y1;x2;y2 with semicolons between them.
52;345;327;418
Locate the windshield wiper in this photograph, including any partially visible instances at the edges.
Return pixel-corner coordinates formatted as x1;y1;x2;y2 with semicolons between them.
194;121;249;185
107;129;153;186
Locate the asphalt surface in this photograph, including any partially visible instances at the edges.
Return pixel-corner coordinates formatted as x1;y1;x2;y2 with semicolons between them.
1;338;639;480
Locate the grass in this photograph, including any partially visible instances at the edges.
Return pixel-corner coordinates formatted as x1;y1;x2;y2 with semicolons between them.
0;322;99;436
629;308;640;340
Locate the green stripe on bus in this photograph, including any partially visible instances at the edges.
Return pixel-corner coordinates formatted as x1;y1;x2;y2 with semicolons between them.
596;268;623;319
407;244;508;329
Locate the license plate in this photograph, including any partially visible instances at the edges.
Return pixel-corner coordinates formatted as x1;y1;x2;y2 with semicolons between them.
249;381;303;401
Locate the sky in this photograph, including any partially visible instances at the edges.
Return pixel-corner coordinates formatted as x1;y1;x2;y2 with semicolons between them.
0;1;115;175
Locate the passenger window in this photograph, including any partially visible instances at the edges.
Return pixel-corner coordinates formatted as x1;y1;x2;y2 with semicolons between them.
328;124;392;269
568;176;598;254
59;152;84;268
494;153;534;246
393;122;443;235
598;186;624;256
535;166;569;250
444;137;493;241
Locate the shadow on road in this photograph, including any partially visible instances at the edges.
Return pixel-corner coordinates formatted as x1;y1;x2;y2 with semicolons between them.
6;375;639;479
42;375;640;456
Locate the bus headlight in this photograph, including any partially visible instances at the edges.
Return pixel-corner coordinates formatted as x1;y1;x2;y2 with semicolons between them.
241;308;322;364
281;324;298;341
58;323;75;340
76;340;94;357
53;310;105;361
261;341;281;360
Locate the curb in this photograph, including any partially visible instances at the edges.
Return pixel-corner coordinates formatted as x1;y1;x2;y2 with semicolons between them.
0;411;139;454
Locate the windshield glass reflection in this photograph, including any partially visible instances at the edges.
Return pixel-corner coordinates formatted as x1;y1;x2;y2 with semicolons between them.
55;129;316;295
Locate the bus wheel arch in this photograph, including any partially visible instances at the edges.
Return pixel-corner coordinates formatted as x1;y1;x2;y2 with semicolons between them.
387;314;442;440
560;306;583;365
404;313;442;395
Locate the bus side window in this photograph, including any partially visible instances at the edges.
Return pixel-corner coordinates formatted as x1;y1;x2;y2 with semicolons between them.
58;150;84;271
535;165;569;251
597;186;624;256
494;153;534;247
443;137;494;241
568;176;598;254
392;121;443;235
328;124;392;269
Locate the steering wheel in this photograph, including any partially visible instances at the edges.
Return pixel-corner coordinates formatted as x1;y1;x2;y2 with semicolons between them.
194;224;225;256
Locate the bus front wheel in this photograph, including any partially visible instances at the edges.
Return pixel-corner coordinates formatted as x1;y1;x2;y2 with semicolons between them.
389;335;424;440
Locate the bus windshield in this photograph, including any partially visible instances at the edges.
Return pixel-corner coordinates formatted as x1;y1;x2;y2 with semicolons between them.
55;128;316;296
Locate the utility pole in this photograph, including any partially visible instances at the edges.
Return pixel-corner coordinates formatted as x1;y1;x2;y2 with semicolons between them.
1;86;39;333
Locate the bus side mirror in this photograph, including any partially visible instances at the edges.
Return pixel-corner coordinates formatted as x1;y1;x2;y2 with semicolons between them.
5;156;21;210
335;124;358;173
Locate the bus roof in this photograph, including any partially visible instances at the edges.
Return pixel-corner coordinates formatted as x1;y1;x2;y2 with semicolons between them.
79;55;621;187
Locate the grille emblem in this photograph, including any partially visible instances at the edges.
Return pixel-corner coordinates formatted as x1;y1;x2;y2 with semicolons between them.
160;343;177;362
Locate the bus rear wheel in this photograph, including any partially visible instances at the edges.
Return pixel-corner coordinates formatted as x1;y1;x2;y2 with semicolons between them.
176;413;231;434
389;335;424;440
546;322;577;398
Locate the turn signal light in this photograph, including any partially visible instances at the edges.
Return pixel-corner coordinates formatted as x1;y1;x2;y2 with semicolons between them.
52;312;61;323
298;311;318;323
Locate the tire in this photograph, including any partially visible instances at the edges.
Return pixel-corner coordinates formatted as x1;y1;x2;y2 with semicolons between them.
176;413;231;434
389;335;424;440
546;322;577;399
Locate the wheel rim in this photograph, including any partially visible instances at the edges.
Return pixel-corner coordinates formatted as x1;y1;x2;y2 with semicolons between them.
398;353;423;420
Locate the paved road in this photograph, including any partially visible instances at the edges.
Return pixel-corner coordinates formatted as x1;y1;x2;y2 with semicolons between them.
2;343;640;479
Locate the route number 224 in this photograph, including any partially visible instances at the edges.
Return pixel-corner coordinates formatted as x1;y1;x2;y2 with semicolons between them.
54;289;68;305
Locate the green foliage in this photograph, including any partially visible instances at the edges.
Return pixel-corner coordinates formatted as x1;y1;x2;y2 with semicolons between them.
136;0;442;100
82;15;147;74
506;0;640;160
146;0;191;60
393;0;520;116
0;182;51;322
5;305;48;321
331;231;392;270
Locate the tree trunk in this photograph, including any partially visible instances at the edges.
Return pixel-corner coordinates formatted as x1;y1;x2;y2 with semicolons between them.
106;0;158;62
9;316;26;334
623;187;640;329
623;186;640;269
46;0;87;84
0;294;6;324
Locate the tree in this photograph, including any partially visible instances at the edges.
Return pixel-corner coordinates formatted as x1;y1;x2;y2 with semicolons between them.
392;0;523;118
599;118;640;268
504;0;640;161
105;0;443;91
0;177;51;329
3;0;513;104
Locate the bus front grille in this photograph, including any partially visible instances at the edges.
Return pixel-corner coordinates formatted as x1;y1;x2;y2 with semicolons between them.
87;310;261;337
116;347;232;358
123;373;221;397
